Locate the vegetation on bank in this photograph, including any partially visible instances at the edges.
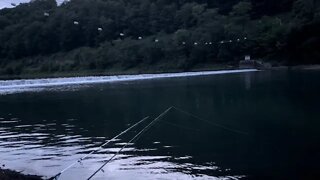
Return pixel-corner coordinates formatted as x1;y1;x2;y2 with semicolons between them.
0;168;42;180
0;0;319;77
0;62;237;80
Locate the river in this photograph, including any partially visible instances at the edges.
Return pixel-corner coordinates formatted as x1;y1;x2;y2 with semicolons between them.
0;69;319;179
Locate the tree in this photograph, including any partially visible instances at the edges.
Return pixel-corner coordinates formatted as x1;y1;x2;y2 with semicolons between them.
293;0;316;23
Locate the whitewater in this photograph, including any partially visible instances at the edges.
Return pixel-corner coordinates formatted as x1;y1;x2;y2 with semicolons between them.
0;69;258;94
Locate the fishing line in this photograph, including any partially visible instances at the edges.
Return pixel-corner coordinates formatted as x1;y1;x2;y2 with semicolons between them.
171;106;248;135
160;120;201;132
48;116;150;180
87;107;173;180
50;106;246;180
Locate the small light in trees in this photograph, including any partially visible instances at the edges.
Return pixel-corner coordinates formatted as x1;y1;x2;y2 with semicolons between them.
244;37;247;40
229;40;233;43
98;27;103;31
194;42;198;45
120;33;125;36
209;42;212;45
237;39;240;42
182;42;186;45
138;36;142;40
220;41;225;44
44;12;50;17
155;39;159;43
73;21;79;25
205;42;208;45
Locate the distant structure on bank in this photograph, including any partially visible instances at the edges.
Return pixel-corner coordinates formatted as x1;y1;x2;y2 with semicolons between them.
245;55;251;61
240;55;255;69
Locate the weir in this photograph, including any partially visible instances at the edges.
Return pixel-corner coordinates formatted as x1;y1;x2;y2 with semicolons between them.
0;69;258;94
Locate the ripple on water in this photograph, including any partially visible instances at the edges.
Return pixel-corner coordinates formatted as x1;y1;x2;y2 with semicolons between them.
0;121;19;124
14;125;33;128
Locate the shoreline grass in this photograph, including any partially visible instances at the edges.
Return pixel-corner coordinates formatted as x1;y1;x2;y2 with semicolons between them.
0;168;42;180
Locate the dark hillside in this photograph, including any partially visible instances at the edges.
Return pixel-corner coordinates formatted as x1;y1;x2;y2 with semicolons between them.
0;0;319;76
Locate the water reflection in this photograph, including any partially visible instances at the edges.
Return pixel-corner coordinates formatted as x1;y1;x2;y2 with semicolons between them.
0;112;242;179
243;73;251;90
1;70;320;179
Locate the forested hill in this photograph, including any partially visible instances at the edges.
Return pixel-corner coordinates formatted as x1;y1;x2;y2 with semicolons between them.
0;0;319;76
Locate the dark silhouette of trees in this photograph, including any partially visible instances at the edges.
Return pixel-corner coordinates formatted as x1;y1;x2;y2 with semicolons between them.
0;0;319;76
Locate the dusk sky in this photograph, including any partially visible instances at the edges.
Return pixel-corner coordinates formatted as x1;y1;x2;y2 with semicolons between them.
0;0;30;9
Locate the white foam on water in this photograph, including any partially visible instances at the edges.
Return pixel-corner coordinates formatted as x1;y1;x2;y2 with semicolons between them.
0;69;258;94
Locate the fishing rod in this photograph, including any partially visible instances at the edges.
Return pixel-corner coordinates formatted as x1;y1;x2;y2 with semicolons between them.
48;116;150;180
87;107;173;180
50;106;246;180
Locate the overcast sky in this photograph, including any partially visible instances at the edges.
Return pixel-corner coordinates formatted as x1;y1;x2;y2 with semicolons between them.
0;0;29;9
0;0;65;9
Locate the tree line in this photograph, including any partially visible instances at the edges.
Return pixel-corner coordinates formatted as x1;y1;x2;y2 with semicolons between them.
0;0;319;76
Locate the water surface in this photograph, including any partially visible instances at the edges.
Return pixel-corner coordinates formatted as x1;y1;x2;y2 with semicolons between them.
0;70;320;180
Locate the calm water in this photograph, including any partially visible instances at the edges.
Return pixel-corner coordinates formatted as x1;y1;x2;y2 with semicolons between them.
0;70;320;180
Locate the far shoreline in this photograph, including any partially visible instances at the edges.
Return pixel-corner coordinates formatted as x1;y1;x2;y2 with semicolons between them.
0;63;319;81
0;63;237;80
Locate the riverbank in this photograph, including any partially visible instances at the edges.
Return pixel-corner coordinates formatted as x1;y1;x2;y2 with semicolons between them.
289;64;320;70
0;63;236;80
1;61;319;81
0;168;42;180
1;63;319;95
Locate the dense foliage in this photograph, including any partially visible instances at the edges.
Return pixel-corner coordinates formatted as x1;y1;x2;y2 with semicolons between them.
0;0;319;76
